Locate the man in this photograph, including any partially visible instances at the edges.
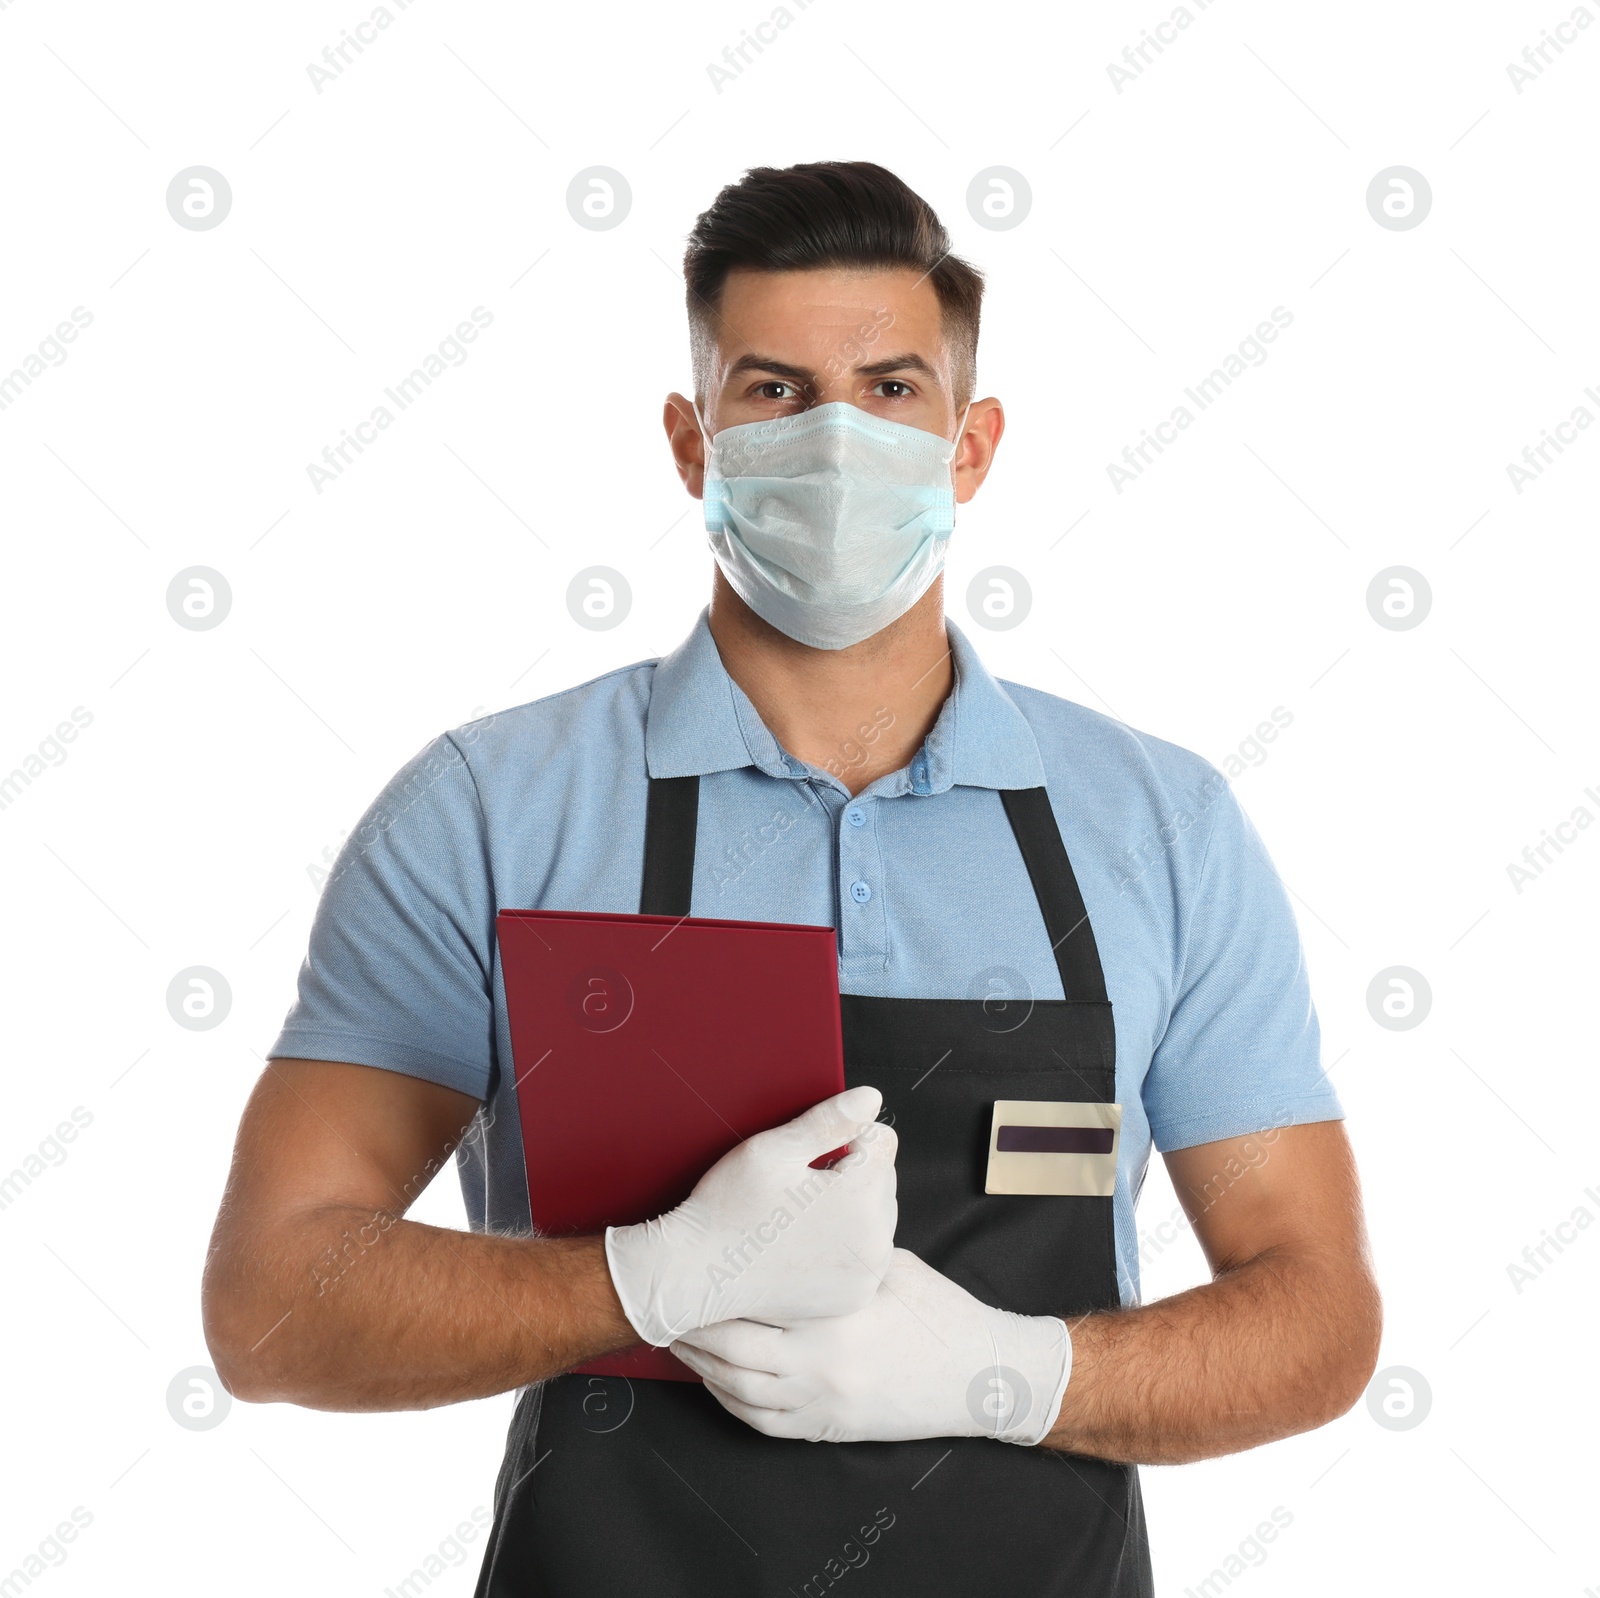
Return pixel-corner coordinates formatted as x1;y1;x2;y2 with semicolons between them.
203;161;1381;1596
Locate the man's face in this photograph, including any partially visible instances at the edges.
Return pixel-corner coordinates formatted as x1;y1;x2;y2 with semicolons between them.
665;265;1001;504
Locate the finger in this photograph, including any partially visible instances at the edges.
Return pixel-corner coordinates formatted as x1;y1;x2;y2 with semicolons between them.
671;1343;810;1410
769;1086;883;1159
675;1318;786;1369
700;1381;819;1440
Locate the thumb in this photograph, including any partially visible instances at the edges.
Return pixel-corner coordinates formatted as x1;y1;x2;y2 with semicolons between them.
770;1085;883;1158
842;1115;898;1174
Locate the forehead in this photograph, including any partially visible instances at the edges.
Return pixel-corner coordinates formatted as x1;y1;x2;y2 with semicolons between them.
709;266;947;370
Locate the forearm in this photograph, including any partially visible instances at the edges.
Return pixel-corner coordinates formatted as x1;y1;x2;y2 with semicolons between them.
203;1205;636;1411
1041;1244;1382;1464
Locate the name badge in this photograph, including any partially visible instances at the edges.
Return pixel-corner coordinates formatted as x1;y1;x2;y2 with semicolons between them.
984;1100;1122;1197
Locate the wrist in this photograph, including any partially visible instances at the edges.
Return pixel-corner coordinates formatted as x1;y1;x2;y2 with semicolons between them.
984;1311;1073;1447
577;1232;639;1349
505;1233;642;1382
604;1218;688;1347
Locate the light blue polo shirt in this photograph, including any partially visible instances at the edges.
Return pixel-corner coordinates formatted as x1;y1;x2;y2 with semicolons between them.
267;609;1341;1304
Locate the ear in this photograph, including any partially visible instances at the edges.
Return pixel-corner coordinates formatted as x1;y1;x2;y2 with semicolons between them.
953;398;1004;505
664;393;707;498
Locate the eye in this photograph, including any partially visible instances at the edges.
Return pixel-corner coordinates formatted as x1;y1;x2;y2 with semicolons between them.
754;380;801;401
872;379;915;399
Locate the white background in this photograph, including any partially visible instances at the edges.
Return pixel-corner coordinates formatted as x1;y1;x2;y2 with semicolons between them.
2;0;1597;1593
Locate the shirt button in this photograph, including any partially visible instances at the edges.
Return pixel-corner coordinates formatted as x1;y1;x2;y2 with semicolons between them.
849;879;873;905
845;806;867;828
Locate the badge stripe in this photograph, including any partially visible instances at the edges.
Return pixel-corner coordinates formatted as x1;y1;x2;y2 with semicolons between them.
995;1125;1115;1155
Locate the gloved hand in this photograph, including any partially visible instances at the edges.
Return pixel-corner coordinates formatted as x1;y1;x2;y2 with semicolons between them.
604;1086;897;1348
671;1248;1072;1446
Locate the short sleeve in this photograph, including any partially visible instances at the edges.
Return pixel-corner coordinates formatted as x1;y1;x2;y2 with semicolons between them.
1140;775;1342;1151
265;731;496;1100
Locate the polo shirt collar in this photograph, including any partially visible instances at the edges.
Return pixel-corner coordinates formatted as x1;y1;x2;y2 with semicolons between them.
645;608;1046;794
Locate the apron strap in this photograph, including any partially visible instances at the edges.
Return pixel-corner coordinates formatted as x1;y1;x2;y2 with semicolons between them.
999;786;1109;1004
640;775;1109;1003
638;774;699;916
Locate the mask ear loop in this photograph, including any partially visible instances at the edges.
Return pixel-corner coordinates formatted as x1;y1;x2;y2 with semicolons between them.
943;400;976;468
691;399;717;463
692;401;725;536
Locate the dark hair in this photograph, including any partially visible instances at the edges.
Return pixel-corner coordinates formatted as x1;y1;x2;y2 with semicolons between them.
682;161;985;408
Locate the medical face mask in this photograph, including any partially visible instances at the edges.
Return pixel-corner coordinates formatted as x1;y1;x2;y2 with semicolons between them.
696;400;970;651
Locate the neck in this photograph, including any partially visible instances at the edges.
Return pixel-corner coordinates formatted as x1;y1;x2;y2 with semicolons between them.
705;569;955;798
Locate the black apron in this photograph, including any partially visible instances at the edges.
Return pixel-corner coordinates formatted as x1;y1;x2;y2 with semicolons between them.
475;773;1153;1597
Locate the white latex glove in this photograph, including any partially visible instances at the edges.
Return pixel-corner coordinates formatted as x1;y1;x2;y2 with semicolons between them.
604;1086;897;1347
671;1248;1072;1446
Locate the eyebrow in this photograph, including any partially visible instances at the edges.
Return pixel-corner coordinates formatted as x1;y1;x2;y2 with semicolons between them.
725;351;943;388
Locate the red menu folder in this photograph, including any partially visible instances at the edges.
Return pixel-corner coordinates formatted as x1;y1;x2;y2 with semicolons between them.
497;907;846;1382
